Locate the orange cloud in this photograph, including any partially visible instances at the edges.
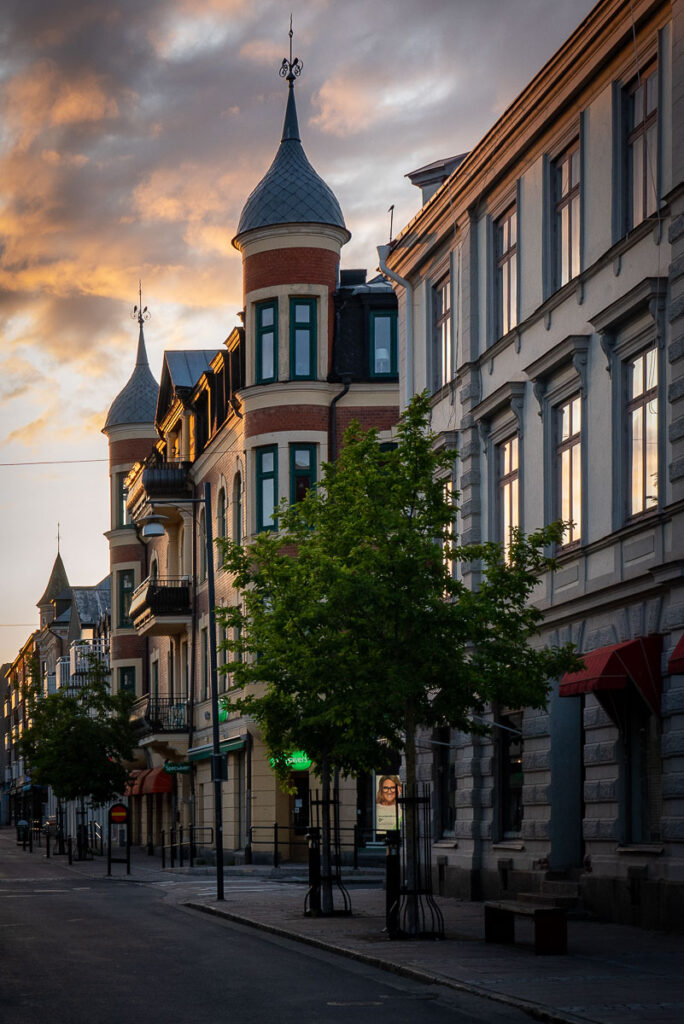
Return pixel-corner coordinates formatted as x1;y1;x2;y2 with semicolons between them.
133;163;244;225
3;60;120;150
0;356;41;400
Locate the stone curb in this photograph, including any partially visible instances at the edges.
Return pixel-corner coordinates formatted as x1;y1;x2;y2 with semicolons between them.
186;901;591;1024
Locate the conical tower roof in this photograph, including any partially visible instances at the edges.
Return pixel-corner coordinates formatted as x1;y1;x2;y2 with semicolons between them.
103;321;159;432
233;77;348;245
37;552;70;609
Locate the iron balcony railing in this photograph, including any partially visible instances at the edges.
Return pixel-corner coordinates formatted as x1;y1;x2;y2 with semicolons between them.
140;462;193;500
70;639;109;676
128;575;192;624
130;695;189;734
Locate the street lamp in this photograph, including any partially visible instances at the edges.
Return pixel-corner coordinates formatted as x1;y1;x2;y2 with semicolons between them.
141;481;225;901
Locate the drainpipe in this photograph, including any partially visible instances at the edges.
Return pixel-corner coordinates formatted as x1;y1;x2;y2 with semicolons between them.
329;375;351;462
377;244;413;408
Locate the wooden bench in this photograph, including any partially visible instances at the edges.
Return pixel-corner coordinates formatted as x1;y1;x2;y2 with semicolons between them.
484;899;567;955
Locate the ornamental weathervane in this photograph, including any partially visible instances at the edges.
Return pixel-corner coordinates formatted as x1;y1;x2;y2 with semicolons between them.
131;280;151;327
279;15;302;83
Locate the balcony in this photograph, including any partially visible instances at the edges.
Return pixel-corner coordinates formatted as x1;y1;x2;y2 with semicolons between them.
70;639;109;676
130;695;189;736
141;462;193;501
128;575;192;636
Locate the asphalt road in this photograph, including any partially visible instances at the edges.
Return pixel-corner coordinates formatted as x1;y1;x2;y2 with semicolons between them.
0;841;530;1024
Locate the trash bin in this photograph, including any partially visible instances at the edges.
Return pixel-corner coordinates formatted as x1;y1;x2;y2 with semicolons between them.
16;819;29;844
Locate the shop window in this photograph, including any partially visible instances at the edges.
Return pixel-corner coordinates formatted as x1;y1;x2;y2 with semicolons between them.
497;711;523;839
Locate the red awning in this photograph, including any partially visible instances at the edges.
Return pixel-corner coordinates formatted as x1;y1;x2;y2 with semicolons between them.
559;635;662;716
668;634;684;675
124;769;149;796
140;767;173;795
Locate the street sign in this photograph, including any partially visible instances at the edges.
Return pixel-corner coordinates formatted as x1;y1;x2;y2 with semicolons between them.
164;761;191;774
109;803;128;824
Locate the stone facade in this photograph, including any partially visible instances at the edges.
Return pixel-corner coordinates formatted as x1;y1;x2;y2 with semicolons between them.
386;0;684;929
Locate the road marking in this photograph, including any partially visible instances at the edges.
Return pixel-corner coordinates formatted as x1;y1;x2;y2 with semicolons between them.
327;1003;384;1007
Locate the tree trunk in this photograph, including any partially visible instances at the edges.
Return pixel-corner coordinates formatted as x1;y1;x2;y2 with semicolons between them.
320;757;334;915
403;708;419;936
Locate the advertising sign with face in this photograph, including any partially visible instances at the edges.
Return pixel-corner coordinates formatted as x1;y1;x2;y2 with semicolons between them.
375;773;402;835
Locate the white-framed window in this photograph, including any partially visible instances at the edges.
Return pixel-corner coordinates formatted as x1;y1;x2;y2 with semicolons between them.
432;274;452;390
496;206;518;338
497;436;519;559
556;394;582;546
626;64;658;230
554;141;580;287
627;345;658;517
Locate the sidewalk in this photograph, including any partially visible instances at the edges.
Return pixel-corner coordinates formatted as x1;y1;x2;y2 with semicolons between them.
4;831;684;1024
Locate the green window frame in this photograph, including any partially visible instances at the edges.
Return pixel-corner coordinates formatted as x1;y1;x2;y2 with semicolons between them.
289;298;317;380
256;445;278;532
118;569;135;628
256;299;278;384
289;444;316;504
118;666;136;695
370;310;398;378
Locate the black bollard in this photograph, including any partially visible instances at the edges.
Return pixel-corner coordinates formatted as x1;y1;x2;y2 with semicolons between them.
306;827;321;917
385;829;401;939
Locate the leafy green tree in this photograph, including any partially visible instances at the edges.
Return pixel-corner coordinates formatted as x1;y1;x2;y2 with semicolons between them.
20;653;135;814
218;392;580;924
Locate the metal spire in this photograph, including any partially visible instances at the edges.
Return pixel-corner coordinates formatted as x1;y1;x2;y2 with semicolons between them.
132;280;151;328
279;14;302;85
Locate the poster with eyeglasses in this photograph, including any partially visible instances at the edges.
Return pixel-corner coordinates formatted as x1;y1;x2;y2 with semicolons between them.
375;772;402;836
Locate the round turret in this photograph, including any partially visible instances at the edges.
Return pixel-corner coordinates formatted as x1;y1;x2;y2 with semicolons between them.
233;83;349;249
103;323;158;433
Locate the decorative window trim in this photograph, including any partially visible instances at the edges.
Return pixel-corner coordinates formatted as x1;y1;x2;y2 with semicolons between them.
526;336;589;547
612;44;661;243
591;280;665;531
591;277;667;371
289;443;317;504
256;445;278;533
289;297;317;381
255;299;278;384
474;382;525;542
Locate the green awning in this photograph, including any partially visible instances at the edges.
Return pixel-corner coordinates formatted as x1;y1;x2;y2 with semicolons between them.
188;737;246;762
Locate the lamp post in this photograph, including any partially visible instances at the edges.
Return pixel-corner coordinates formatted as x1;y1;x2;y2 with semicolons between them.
142;481;225;901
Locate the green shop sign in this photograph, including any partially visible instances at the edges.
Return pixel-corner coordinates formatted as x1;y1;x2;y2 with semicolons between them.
270;750;312;772
163;761;191;774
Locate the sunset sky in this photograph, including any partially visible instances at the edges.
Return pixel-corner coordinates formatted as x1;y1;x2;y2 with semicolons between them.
0;0;597;665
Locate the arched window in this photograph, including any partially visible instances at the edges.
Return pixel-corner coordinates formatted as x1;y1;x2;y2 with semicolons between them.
199;508;207;582
150;555;159;581
217;487;227;539
233;473;242;544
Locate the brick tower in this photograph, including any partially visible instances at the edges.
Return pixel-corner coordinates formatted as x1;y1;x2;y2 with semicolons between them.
102;306;159;698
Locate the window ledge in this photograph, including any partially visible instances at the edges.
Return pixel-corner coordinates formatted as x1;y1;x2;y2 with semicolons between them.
433;839;458;849
616;844;664;856
492;841;525;851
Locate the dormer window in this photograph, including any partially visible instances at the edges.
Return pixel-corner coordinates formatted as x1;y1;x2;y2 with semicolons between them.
370;310;397;378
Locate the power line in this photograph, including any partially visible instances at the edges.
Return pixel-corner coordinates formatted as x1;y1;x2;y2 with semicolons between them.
0;458;108;467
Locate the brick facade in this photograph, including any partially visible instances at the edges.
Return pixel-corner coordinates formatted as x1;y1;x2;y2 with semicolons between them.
243;247;338;294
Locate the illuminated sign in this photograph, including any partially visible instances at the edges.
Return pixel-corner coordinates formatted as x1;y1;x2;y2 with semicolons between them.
269;750;312;771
